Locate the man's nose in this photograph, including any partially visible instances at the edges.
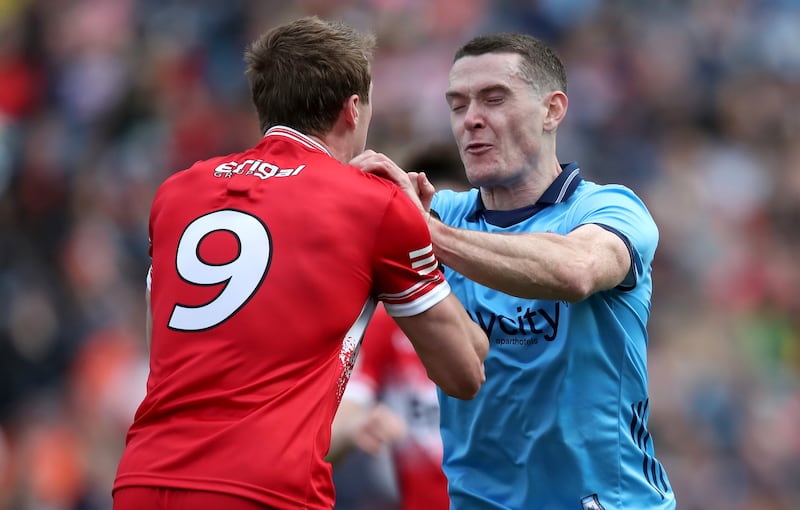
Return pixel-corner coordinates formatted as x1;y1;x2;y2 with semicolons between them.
463;103;485;130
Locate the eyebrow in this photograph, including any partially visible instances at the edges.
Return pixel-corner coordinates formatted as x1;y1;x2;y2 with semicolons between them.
445;84;511;102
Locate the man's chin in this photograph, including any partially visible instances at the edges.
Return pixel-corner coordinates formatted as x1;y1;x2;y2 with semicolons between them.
465;166;499;187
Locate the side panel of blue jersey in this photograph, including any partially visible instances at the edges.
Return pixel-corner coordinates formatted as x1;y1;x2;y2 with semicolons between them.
431;183;675;510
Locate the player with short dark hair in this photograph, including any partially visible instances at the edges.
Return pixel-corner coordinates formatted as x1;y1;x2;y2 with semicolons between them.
353;31;676;510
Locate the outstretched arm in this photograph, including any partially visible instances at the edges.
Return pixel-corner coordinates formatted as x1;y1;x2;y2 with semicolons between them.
429;220;631;302
351;150;631;302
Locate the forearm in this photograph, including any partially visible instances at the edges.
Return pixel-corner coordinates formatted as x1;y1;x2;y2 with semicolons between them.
429;220;603;302
395;293;487;399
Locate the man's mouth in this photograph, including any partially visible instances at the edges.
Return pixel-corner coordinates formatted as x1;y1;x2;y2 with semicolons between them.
465;142;492;155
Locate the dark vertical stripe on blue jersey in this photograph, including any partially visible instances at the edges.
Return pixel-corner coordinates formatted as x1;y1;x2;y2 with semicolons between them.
630;399;668;499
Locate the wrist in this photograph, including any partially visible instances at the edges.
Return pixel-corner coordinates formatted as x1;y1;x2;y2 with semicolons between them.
427;208;441;226
426;210;445;254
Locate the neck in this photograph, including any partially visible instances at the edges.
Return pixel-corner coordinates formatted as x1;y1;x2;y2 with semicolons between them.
310;131;353;165
479;159;562;210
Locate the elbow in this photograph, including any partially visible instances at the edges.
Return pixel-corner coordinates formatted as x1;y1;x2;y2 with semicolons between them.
552;264;596;303
439;362;485;400
441;382;481;401
560;279;593;303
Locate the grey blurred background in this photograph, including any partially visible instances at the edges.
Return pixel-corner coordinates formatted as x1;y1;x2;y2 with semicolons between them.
0;1;798;509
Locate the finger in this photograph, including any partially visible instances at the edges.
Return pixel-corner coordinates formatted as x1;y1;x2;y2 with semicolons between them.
349;150;389;169
349;149;377;166
417;172;435;212
349;155;427;213
407;172;422;196
358;160;413;189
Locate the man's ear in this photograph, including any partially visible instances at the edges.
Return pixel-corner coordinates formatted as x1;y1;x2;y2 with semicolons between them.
543;91;568;132
342;94;360;129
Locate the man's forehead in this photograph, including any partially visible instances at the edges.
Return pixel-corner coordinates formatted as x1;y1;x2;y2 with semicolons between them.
447;53;524;91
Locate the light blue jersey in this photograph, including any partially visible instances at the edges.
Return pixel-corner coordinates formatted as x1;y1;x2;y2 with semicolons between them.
432;164;675;510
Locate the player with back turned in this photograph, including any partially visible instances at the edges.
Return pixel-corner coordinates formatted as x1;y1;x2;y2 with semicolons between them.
112;16;488;510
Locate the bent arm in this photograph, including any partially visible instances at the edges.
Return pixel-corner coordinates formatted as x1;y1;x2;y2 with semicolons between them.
430;221;631;302
393;293;488;400
351;152;630;301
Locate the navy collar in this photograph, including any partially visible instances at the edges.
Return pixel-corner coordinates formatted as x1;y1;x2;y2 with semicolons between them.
466;162;582;227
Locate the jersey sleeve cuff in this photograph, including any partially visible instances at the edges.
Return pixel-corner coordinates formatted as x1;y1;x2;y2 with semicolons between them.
383;281;451;318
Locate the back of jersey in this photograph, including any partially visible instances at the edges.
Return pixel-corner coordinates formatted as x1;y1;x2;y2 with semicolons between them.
114;127;444;509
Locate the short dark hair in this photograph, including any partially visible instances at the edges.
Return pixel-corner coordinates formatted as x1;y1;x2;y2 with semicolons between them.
244;16;376;135
454;33;567;95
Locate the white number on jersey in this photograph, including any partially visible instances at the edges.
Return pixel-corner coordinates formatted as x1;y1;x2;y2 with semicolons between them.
168;209;271;331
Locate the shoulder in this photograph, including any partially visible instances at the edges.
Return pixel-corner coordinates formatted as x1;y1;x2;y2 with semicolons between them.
574;179;642;201
431;189;478;218
433;188;477;205
571;180;659;259
570;181;654;222
157;153;239;189
313;157;405;200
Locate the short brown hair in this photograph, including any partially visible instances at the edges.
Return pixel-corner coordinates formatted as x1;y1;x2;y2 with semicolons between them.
244;16;376;135
454;33;567;95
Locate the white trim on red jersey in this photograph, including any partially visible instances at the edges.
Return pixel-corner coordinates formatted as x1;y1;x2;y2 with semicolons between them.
264;126;332;157
381;280;450;318
336;297;378;402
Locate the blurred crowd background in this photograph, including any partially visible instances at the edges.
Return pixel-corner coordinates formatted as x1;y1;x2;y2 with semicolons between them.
0;0;798;509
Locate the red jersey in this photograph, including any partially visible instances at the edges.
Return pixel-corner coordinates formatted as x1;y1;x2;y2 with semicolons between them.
344;305;449;510
113;126;450;509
